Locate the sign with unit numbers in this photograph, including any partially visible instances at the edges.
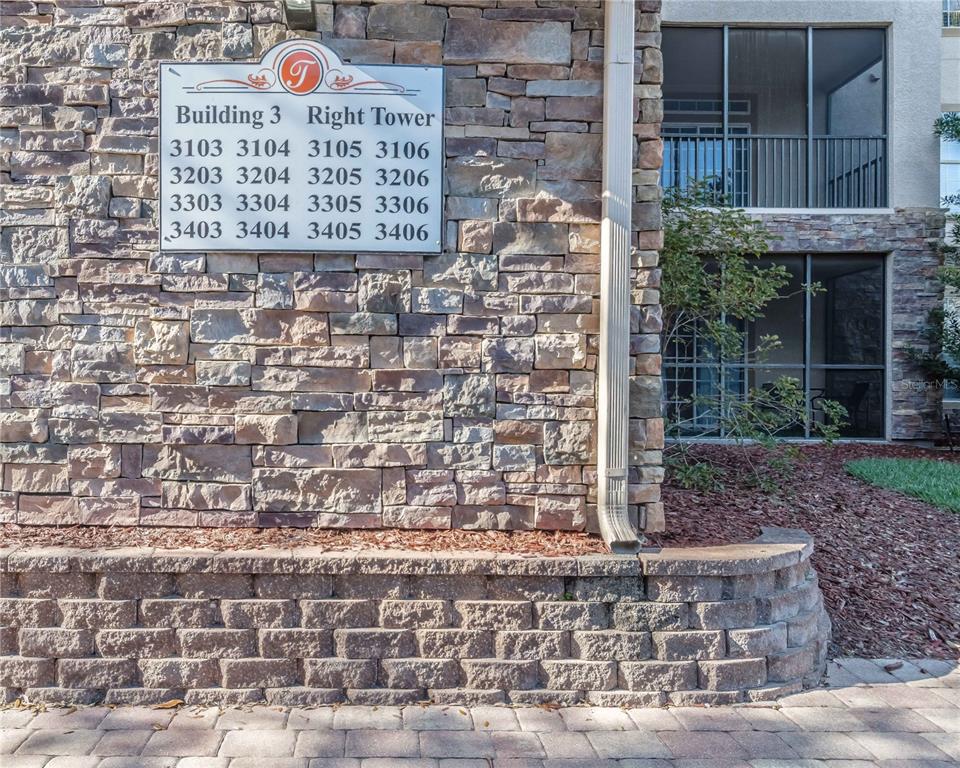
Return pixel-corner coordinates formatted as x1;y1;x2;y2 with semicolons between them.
159;41;443;253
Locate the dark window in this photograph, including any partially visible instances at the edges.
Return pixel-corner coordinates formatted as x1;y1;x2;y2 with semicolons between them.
809;256;886;438
728;28;807;136
810;256;885;366
663;27;723;132
747;256;805;364
662;28;725;198
812;29;885;137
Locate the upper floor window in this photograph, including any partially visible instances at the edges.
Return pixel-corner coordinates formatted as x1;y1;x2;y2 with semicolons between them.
662;27;887;208
946;0;960;27
944;134;960;213
942;133;960;402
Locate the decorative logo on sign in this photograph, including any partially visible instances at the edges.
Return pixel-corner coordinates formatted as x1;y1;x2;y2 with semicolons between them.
278;49;323;94
191;40;407;96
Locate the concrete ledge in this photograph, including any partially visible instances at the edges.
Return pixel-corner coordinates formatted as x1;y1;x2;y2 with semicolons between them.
0;528;831;706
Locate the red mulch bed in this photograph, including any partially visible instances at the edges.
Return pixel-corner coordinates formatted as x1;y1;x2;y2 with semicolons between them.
0;525;608;558
651;443;960;660
1;443;957;658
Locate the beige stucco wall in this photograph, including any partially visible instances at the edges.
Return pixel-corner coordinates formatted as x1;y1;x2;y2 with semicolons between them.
662;0;942;210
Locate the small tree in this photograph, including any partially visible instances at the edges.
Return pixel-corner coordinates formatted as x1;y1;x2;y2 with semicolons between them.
661;182;845;489
909;113;960;391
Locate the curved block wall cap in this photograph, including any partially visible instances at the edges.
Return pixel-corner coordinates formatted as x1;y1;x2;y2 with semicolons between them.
756;525;815;557
756;525;814;544
639;527;814;577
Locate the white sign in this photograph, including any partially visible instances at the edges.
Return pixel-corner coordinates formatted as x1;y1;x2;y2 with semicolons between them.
159;41;443;253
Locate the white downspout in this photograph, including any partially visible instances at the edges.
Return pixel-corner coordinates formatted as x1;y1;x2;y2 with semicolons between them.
598;0;642;553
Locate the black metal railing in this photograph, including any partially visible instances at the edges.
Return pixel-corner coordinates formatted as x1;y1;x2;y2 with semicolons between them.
662;135;887;208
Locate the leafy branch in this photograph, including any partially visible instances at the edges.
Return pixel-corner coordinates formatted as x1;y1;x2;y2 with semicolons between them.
909;114;960;387
660;181;846;490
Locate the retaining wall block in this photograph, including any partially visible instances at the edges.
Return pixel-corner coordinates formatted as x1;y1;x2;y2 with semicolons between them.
0;530;831;705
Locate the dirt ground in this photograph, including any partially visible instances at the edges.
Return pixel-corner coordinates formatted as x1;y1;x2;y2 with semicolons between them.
652;443;960;659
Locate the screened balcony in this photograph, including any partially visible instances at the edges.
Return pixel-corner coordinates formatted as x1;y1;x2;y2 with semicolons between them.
662;27;888;209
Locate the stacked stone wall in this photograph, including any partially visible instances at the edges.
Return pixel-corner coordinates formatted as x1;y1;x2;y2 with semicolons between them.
0;530;830;706
0;1;665;532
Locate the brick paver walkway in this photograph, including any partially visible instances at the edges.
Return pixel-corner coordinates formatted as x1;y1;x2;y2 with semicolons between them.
2;659;958;767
